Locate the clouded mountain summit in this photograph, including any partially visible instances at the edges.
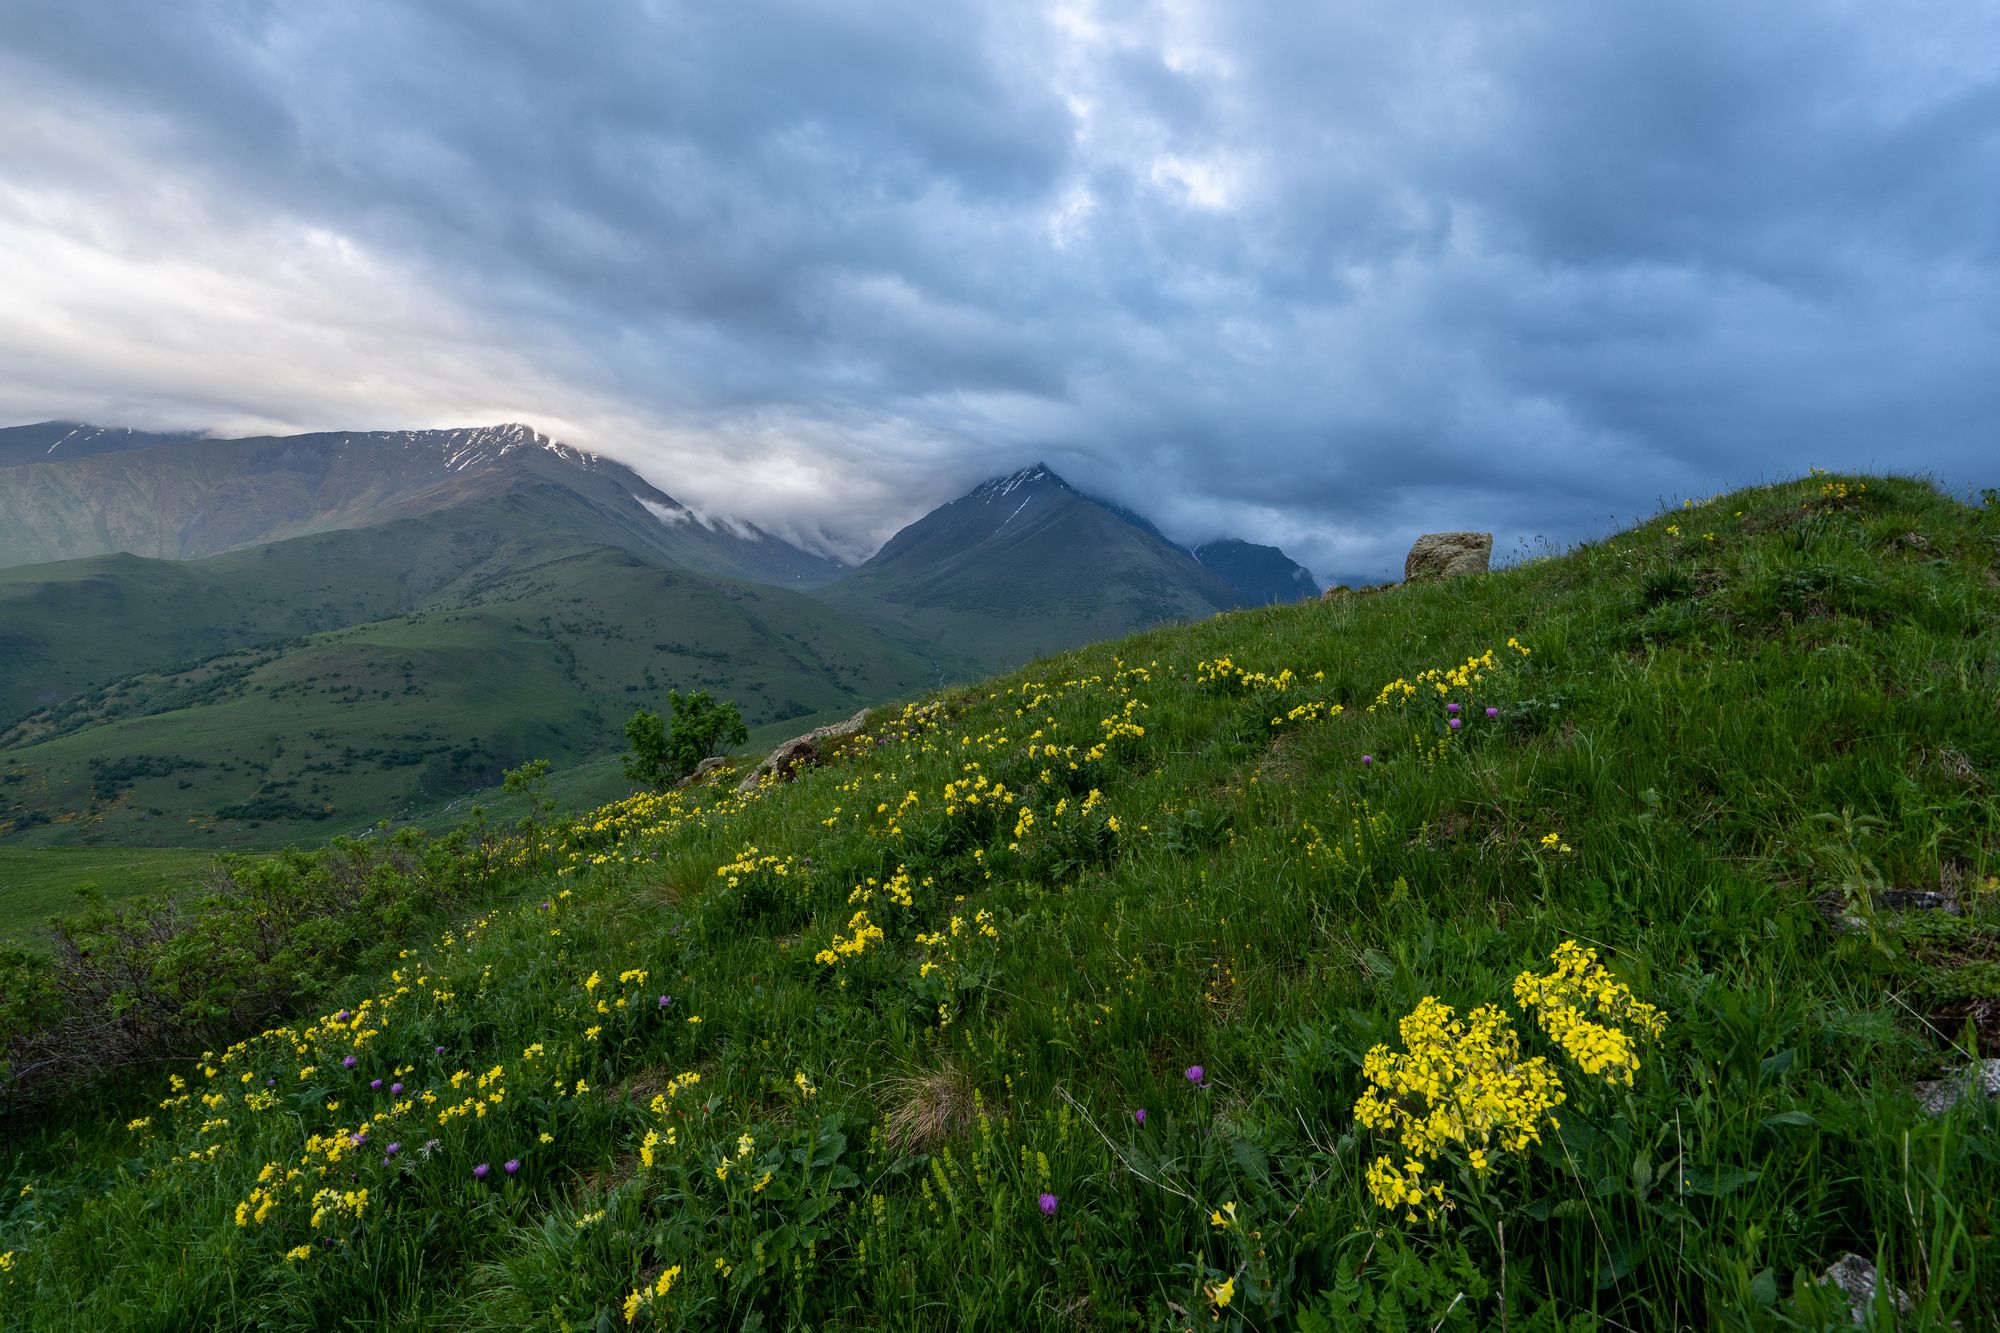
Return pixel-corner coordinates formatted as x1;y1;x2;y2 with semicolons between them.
0;421;841;586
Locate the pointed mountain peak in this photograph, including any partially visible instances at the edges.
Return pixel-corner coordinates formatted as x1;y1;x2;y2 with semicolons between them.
970;462;1071;500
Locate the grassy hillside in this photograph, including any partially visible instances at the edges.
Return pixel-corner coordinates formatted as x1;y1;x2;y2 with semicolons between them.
0;547;927;848
0;500;620;725
2;473;1997;1329
0;847;232;942
0;478;861;730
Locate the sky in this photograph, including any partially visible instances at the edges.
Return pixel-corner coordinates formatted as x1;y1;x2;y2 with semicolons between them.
2;1;1996;583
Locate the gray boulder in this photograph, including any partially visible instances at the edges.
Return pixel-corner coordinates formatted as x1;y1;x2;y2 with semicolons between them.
737;708;873;790
1914;1057;2000;1117
1404;532;1493;581
1819;1254;1912;1323
673;755;733;790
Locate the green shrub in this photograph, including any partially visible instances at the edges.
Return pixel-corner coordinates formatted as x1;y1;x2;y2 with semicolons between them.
622;690;750;790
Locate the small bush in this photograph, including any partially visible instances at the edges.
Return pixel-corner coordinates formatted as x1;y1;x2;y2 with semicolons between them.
622;690;749;790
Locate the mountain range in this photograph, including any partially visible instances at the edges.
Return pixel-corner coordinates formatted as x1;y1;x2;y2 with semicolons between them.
0;422;1316;845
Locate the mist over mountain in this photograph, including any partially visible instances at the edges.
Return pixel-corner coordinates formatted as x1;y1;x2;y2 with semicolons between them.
0;422;843;586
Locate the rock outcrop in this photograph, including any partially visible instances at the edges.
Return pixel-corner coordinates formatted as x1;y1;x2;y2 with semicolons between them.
1404;532;1492;581
737;708;873;790
1819;1254;1913;1323
674;755;733;790
1914;1057;2000;1117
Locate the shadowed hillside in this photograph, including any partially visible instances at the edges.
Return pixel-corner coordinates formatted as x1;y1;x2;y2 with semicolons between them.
816;464;1247;672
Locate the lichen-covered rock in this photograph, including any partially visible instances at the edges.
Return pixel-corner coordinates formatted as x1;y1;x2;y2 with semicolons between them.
737;708;873;790
673;755;732;790
1914;1057;2000;1117
1404;532;1493;581
1816;886;1960;934
1820;1253;1912;1323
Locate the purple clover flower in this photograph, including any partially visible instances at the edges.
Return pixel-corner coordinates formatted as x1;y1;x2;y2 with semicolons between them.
435;1045;446;1055
334;1010;350;1022
473;1163;490;1180
370;1078;382;1090
1360;754;1373;766
1038;1192;1058;1217
658;995;673;1009
385;1142;401;1157
391;1082;403;1095
1486;707;1499;718
1185;1065;1207;1087
350;1132;367;1147
342;1055;357;1069
1447;703;1460;715
1449;717;1462;731
504;1159;521;1176
1134;1108;1146;1125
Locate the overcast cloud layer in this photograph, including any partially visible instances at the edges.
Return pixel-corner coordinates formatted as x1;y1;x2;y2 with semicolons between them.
2;1;1996;581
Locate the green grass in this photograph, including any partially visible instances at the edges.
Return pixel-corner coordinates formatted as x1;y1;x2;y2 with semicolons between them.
0;847;227;941
380;708;867;840
2;472;1997;1329
0;545;928;849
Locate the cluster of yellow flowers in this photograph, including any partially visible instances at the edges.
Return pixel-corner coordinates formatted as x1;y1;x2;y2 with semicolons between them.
1194;656;1352;732
1355;940;1666;1220
110;893;663;1266
814;910;886;969
1368;647;1510;713
1354;998;1566;1219
637;1071;703;1169
1271;699;1342;728
621;1262;683;1325
913;909;1001;1025
1086;696;1148;759
1512;941;1667;1085
939;770;1016;817
1195;656;1313;693
714;847;802;890
845;865;929;912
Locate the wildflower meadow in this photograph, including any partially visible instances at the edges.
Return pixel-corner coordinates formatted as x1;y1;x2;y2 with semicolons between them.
1;472;1997;1329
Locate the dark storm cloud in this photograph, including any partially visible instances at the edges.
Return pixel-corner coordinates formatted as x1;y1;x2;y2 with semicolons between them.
1;0;1995;580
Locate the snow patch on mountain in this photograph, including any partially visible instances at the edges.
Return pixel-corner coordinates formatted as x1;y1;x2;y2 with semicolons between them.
973;464;1062;502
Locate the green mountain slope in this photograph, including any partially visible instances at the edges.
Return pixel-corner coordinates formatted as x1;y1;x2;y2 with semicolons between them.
0;497;601;724
1192;537;1321;604
0;545;927;847
2;473;1997;1328
817;464;1245;672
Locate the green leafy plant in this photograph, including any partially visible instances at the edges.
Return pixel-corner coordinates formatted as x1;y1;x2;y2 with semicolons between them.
622;691;749;791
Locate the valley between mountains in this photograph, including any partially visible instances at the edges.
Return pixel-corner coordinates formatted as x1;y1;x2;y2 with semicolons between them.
0;422;1318;850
